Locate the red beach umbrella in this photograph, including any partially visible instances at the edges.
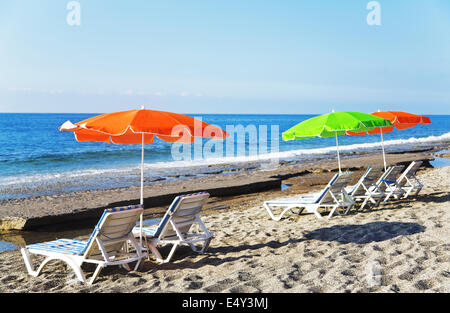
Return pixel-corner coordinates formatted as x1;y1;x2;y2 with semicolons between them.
346;111;431;170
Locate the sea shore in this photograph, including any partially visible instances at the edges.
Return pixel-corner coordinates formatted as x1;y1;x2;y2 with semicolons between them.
0;145;447;232
0;147;449;292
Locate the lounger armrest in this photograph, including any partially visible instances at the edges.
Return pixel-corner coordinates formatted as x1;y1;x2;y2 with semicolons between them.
344;185;356;193
298;192;321;199
136;218;162;227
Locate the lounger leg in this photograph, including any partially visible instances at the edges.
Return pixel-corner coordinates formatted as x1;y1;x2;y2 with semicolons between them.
124;235;145;271
373;195;383;207
328;205;349;218
403;184;416;199
414;185;423;197
145;241;164;263
368;196;377;204
327;206;337;219
406;189;412;198
35;257;55;276
44;256;85;283
150;243;179;264
264;203;294;221
191;237;213;254
290;207;305;215
63;256;86;283
88;265;103;285
414;178;423;197
188;242;199;253
342;205;352;216
21;248;38;277
133;259;142;271
313;209;323;219
119;259;142;272
21;248;86;283
360;197;370;210
201;237;212;253
383;189;393;204
162;243;179;263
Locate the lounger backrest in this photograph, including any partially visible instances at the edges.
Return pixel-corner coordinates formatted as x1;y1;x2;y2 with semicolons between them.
325;173;340;187
155;192;210;240
379;165;405;190
398;161;422;184
385;165;405;182
349;167;371;196
306;173;339;202
376;166;393;185
321;172;353;204
83;205;144;260
351;166;384;196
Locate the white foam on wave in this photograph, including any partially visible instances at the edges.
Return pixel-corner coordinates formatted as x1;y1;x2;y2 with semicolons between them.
1;132;449;189
0;167;138;188
143;131;450;169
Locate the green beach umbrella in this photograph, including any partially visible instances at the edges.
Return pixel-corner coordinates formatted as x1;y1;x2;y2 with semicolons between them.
282;111;393;173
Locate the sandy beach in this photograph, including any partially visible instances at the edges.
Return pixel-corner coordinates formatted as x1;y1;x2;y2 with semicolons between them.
0;156;448;293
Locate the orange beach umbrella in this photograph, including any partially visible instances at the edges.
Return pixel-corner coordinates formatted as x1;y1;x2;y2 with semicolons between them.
346;111;431;170
59;107;228;243
60;108;228;145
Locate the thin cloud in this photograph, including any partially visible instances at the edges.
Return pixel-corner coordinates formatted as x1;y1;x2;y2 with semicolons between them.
122;89;134;95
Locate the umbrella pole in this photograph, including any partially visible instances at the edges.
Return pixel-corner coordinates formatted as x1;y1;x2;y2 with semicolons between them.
335;133;342;174
140;133;144;246
380;129;387;171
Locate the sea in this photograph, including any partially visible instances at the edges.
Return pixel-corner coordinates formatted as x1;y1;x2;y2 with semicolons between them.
1;113;450;201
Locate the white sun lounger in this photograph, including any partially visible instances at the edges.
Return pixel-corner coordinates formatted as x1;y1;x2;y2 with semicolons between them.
132;192;213;264
21;205;146;284
263;172;355;221
345;166;386;210
378;165;406;203
396;161;424;198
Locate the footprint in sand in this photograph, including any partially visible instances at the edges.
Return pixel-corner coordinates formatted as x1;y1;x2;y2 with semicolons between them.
1;275;18;283
390;284;401;292
415;256;429;264
398;272;414;281
203;278;234;292
185;281;203;290
132;277;147;287
372;244;384;251
414;279;434;291
278;263;303;289
307;286;323;293
228;284;261;293
237;271;253;282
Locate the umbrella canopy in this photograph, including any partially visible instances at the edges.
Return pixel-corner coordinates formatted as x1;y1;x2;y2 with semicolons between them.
282;111;393;173
346;111;431;135
60;107;228;244
346;111;431;170
60;108;228;144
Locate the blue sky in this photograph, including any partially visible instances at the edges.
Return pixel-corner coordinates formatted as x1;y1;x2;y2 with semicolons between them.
0;0;449;114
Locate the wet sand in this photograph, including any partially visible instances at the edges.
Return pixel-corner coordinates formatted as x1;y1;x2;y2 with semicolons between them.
0;156;448;293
